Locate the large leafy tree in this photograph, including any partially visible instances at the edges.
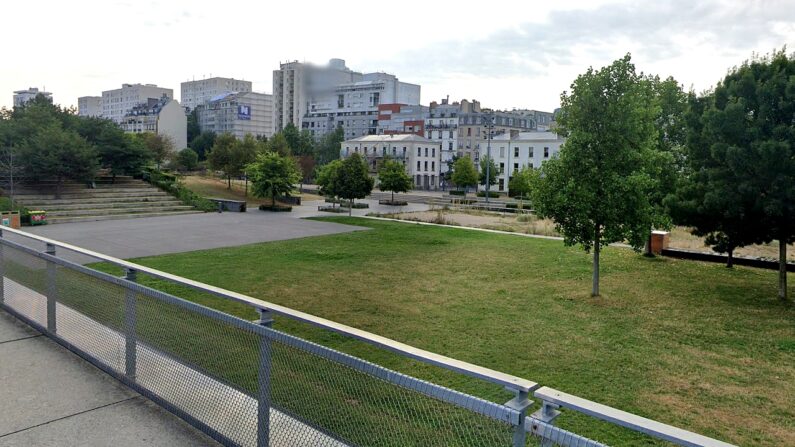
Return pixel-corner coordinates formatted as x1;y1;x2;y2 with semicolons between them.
19;125;99;197
190;131;216;161
77;117;152;182
451;156;478;198
533;54;661;297
247;151;300;207
207;133;258;188
136;132;174;169
508;165;538;207
281;123;301;154
670;50;795;299
176;148;199;172
316;126;345;165
336;153;374;215
316;159;343;206
187;109;201;145
378;158;413;203
266;133;291;156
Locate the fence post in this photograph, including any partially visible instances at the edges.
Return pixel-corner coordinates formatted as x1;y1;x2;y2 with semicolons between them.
256;308;274;447
506;390;533;447
45;243;56;333
0;228;5;306
124;268;137;379
531;400;561;447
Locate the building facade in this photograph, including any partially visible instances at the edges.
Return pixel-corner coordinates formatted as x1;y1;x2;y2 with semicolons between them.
77;96;102;117
513;109;556;131
119;96;187;150
13;87;52;106
100;83;173;123
489;131;565;193
195;91;273;140
340;134;442;190
180;77;252;112
377;104;428;136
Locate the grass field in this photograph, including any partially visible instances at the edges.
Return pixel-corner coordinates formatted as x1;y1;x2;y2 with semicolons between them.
181;175;323;206
85;216;791;447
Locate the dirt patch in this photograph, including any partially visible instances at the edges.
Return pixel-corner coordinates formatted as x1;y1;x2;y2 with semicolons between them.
377;209;561;236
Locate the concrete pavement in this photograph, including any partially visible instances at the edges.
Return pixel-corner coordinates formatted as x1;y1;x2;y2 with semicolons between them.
0;310;219;447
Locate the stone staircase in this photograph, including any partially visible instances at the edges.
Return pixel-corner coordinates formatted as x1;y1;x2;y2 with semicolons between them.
12;176;202;224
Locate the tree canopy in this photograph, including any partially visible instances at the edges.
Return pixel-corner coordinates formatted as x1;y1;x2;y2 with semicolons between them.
378;158;413;202
533;54;663;296
451;156;478;197
247;151;300;206
336;153;374;215
479;155;498;188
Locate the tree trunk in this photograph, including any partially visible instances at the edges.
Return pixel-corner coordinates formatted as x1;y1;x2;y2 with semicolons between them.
726;249;734;268
391;190;394;203
779;240;788;300
272;195;276;207
349;198;353;216
592;224;601;297
227;175;232;189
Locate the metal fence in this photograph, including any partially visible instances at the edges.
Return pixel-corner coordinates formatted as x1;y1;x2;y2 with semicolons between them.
0;226;735;447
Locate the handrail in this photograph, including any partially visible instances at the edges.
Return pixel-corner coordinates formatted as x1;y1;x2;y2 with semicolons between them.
0;225;537;393
534;387;737;447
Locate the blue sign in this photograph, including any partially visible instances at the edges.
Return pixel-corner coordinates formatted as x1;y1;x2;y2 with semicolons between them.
238;104;251;120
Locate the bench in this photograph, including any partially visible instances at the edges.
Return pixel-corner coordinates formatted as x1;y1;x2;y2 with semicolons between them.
208;198;246;212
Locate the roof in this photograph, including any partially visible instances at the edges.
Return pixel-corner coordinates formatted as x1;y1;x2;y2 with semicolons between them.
492;131;564;142
344;134;434;144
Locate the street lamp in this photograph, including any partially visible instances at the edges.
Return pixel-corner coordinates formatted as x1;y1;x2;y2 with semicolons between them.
482;113;495;203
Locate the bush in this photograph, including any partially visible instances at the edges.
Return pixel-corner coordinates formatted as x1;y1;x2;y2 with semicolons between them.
318;205;348;213
142;168;216;212
476;191;500;198
448;190;465;196
258;204;292;212
379;200;408;206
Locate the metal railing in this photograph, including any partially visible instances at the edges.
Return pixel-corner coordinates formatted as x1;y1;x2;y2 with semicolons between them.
0;225;737;447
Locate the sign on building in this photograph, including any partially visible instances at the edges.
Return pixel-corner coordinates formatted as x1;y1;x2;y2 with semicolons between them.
238;104;251;120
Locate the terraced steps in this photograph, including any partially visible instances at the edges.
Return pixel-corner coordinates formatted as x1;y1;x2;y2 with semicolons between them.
12;176;203;224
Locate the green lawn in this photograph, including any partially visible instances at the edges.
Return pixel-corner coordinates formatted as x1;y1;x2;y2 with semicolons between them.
19;217;793;446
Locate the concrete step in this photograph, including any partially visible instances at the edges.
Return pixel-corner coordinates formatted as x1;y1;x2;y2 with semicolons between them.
15;195;179;207
47;210;203;224
18;200;186;211
47;205;196;217
14;191;172;201
15;186;164;195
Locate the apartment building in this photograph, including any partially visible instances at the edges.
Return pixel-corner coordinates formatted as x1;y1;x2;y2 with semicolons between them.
119;95;187;150
13;87;51;106
425;98;461;175
340;134;442;190
77;96;102;117
180;77;252;112
489;131;565;193
513;109;556;130
377;104;428;136
195;91;273;140
98;83;173;123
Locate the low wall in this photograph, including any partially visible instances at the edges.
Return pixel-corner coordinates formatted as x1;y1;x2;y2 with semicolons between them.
661;248;795;272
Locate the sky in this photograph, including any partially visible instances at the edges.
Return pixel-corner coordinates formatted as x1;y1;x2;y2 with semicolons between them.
3;0;794;112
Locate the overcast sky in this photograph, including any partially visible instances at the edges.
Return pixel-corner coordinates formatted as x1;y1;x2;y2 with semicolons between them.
3;0;794;112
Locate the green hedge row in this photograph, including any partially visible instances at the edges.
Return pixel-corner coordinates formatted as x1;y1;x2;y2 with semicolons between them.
142;168;216;212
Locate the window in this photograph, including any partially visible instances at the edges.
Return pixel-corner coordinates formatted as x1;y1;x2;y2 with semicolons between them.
431;161;435;171
403;147;407;156
432;148;435;157
514;163;519;172
498;178;504;191
392;147;396;156
424;161;428;171
431;176;435;186
514;147;519;157
544;147;549;158
448;142;453;150
529;147;534;158
438;131;442;140
417;160;420;170
500;147;505;157
417;147;421;156
424;147;428;157
467;127;472;136
529;163;534;169
499;162;505;173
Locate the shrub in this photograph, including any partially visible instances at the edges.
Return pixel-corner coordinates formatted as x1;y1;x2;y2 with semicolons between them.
258;204;292;212
476;191;500;198
142;168;216;212
448;190;465;196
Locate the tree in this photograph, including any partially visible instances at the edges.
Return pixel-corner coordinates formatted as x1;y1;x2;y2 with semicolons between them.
187;109;201;145
316;159;343;206
207;133;258;188
18;125;99;197
316;126;345;165
669;50;795;299
190;131;216;161
508;165;538;207
77;118;151;182
533;54;661;297
247;151;300;207
176;148;199;172
479;155;498;190
138;133;174;169
296;155;316;189
336;153;374;216
266;133;291;156
378;158;413;203
451;156;478;198
281;123;301;153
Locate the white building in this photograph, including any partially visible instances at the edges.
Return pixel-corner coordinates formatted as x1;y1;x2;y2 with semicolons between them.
101;83;173;123
13;87;52;106
195;91;273;140
77;96;102;117
340;134;442;190
119;96;187;150
180;77;252;112
425;98;461;175
489;131;565;193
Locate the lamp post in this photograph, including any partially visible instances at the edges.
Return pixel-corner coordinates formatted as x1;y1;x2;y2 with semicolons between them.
483;114;494;203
